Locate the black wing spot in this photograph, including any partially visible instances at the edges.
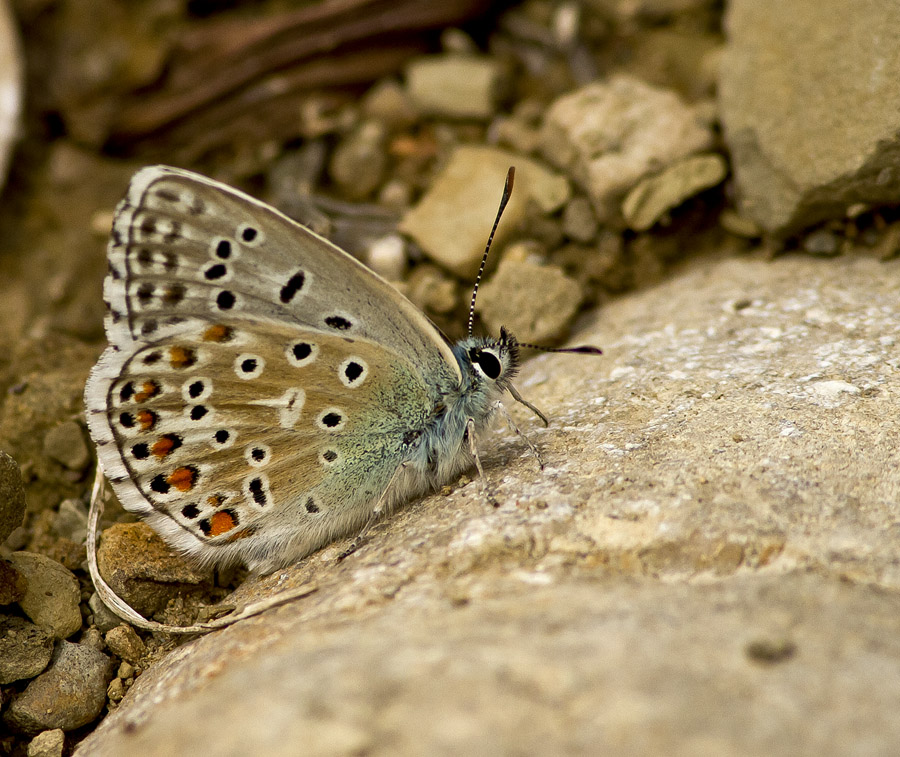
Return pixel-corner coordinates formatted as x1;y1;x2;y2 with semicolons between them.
188;380;205;398
150;474;170;494
321;412;342;428
248;477;267;506
279;271;306;303
136;283;154;305
190;405;208;421
163;283;186;305
325;315;352;331
292;343;312;360
215;239;232;259
305;497;319;513
204;263;227;280
181;504;200;519
214;429;230;444
131;443;149;460
241;226;258;243
216;290;236;310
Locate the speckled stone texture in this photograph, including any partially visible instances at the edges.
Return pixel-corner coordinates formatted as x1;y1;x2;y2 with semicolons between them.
76;254;900;756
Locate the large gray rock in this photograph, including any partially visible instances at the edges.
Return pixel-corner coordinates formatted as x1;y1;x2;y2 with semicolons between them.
719;0;900;235
76;254;900;756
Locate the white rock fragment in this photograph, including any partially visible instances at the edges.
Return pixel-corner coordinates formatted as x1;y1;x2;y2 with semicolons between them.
540;75;714;224
405;55;504;120
809;380;861;400
399;146;569;278
621;153;728;231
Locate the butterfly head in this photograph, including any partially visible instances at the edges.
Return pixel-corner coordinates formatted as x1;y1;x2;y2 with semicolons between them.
455;326;521;394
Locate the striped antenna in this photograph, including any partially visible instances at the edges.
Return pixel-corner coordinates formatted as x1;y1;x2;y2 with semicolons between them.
467;166;515;338
518;342;603;356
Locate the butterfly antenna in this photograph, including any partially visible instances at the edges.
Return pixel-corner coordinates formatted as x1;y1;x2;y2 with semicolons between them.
467;166;516;338
518;342;603;356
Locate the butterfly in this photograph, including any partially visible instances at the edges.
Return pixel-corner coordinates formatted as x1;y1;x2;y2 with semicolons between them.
84;165;600;575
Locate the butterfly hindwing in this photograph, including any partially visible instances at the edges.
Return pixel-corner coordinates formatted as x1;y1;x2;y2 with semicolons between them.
90;321;438;570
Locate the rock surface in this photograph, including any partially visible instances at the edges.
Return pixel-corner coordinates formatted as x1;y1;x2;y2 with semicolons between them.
719;0;900;235
74;254;900;756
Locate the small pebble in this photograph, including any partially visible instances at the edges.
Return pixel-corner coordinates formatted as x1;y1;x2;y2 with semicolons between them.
803;228;841;256
365;234;407;282
562;196;599;242
9;552;82;639
406;55;504;120
26;729;65;757
107;676;125;703
88;592;122;633
3;641;114;732
328;121;388;201
42;421;90;472
104;623;146;665
118;660;135;679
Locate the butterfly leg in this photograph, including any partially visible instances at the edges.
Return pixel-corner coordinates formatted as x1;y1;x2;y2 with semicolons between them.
495;401;545;470
466;417;499;507
338;462;409;560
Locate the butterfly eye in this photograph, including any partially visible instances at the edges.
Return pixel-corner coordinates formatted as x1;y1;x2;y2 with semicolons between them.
475;349;502;380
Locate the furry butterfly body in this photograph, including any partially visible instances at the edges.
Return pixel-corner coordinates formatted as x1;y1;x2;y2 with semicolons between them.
85;166;530;573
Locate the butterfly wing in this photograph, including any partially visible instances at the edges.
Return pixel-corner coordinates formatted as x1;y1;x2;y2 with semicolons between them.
85;166;461;570
99;165;460;379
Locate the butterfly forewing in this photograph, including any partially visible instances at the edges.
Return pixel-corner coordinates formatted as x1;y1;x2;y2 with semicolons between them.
103;166;460;381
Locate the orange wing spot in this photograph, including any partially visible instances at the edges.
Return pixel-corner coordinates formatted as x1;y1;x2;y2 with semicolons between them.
207;493;225;507
134;380;160;403
169;346;197;369
151;434;182;458
209;510;237;536
203;324;233;342
166;465;198;492
137;410;157;431
225;527;255;542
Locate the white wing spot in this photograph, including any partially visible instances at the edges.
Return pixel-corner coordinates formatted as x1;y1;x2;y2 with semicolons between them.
245;444;271;468
316;407;346;432
235;354;265;379
286;341;319;367
338;357;368;388
249;388;306;428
